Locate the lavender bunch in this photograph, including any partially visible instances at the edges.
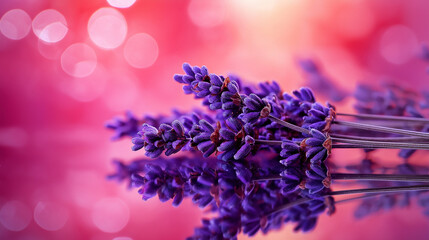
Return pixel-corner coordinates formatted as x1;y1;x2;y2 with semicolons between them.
106;63;429;239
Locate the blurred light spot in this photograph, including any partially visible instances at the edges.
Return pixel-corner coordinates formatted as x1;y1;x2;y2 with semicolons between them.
59;65;107;102
32;9;68;43
0;127;28;148
123;33;158;68
88;8;127;49
34;202;68;231
107;0;136;8
38;39;63;60
380;25;418;65
113;237;133;240
92;198;129;233
0;201;32;231
0;9;32;40
231;0;278;14
61;43;97;78
188;0;226;28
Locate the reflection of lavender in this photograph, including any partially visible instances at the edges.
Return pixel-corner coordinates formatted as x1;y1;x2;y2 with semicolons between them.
107;63;429;239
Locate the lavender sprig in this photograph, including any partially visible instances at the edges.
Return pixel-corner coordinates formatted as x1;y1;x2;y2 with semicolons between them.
106;63;429;239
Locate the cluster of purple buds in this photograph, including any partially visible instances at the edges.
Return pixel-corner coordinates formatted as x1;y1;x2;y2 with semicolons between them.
106;63;429;239
174;63;243;118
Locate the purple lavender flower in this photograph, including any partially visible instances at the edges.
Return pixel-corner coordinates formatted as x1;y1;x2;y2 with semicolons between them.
189;119;220;158
108;62;429;239
174;63;243;118
240;93;271;124
132;120;189;157
304;129;330;164
302;103;335;132
217;118;256;161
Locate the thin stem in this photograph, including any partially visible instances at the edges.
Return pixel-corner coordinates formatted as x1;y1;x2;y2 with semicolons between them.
254;139;283;145
253;173;429;183
328;184;429;196
268;115;310;135
337;112;429;123
267;184;429;216
333;121;425;128
331;173;429;182
335;193;396;204
266;197;313;216
330;133;429;143
333;120;429;139
331;137;429;150
332;144;399;149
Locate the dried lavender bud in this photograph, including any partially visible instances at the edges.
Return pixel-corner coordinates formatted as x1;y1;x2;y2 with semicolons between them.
108;62;429;239
240;93;272;124
217;118;256;161
189;119;220;158
304;129;331;164
174;63;243;118
132;120;189;157
282;88;313;116
279;140;302;166
302;103;335;133
305;163;330;195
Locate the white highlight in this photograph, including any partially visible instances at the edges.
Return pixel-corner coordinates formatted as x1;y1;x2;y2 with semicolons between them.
0;201;32;231
92;198;129;233
61;43;97;78
113;237;133;240
380;25;418;65
32;9;68;43
107;0;137;8
34;202;69;231
123;33;159;69
0;9;32;40
88;8;127;50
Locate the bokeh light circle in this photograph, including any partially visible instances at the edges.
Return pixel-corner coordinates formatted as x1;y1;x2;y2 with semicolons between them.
107;0;136;8
187;0;226;28
0;9;32;40
380;25;418;65
91;198;129;233
61;43;97;78
0;200;32;231
112;237;133;240
59;65;107;102
34;202;69;231
88;8;127;50
32;9;68;43
123;33;159;68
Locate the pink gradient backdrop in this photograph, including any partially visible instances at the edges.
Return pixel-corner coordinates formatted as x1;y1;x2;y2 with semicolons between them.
1;0;429;239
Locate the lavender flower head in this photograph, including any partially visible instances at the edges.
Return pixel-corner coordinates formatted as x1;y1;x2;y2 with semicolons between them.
107;62;429;239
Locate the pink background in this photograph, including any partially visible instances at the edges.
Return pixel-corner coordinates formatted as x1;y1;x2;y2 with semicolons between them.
1;0;429;239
